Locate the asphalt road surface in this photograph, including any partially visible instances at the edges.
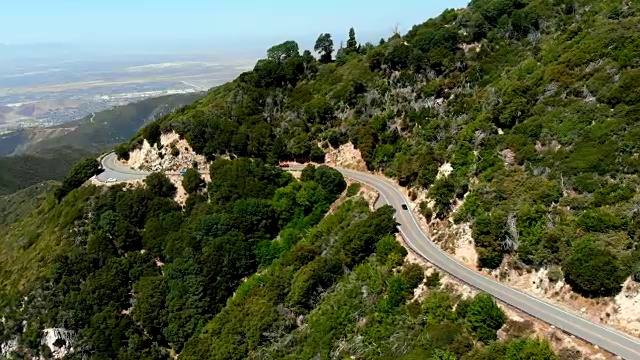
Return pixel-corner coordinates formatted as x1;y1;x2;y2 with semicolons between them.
97;153;150;182
100;154;640;359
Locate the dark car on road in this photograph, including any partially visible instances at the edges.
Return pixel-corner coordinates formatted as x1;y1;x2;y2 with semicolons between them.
401;204;408;210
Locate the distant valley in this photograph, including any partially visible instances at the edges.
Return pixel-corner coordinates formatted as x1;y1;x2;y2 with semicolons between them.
0;92;203;194
0;54;255;132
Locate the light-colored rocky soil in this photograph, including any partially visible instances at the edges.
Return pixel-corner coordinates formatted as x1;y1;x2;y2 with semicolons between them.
89;177;143;189
324;142;367;171
356;183;380;210
168;173;210;206
611;280;640;334
124;132;209;173
168;175;189;205
325;179;380;214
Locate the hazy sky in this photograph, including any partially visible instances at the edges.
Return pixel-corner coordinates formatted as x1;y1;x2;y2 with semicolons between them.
2;0;469;54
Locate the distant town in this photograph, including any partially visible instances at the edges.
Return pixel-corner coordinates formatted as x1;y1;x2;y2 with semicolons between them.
0;87;200;134
0;55;256;133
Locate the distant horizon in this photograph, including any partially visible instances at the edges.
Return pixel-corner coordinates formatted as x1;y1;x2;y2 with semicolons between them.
1;0;468;64
0;27;396;59
0;28;401;70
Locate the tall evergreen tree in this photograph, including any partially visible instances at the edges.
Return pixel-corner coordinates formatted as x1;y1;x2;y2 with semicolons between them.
346;27;358;52
314;33;334;63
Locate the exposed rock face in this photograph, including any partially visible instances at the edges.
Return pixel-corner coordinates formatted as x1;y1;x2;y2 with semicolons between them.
436;162;453;180
450;221;478;267
1;339;18;358
41;328;75;359
324;142;367;171
609;278;640;336
124;132;209;173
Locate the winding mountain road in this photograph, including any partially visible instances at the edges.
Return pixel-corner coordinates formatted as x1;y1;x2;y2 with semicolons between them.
99;153;640;359
97;153;150;182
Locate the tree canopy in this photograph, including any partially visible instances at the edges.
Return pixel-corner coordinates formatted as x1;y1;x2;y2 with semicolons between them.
314;33;334;63
267;40;300;61
54;157;103;202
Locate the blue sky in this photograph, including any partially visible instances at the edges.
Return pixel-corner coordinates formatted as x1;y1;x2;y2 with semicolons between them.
2;0;469;54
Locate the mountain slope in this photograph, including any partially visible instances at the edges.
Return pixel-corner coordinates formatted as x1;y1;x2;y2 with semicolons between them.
0;181;56;228
2;0;640;358
0;131;27;156
0;152;87;195
122;0;640;298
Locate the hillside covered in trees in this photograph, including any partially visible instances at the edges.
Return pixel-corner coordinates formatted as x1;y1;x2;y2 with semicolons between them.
2;0;640;358
117;0;640;298
0;157;557;359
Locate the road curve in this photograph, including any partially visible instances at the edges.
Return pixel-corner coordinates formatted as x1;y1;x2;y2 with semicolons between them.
97;153;150;182
101;154;640;358
328;166;640;360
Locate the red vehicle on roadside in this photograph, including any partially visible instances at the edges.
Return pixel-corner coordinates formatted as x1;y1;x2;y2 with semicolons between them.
279;162;290;168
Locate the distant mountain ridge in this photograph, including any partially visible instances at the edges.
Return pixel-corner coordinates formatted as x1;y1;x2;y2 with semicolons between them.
2;92;203;156
0;92;203;195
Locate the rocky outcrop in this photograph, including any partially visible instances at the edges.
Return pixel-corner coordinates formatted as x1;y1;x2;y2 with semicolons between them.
124;132;209;173
1;339;18;358
324;142;367;171
41;328;75;359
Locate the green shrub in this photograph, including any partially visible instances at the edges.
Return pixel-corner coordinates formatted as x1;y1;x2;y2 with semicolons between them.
563;238;627;297
426;271;441;289
144;172;177;198
401;263;425;289
379;275;410;313
633;262;640;283
54;158;103;202
547;266;563;283
419;201;433;221
505;338;557;360
375;235;407;267
114;144;131;161
578;209;626;233
346;183;362;197
314;166;347;197
181;168;204;194
429;178;456;219
141;122;161;146
572;173;601;193
465;293;506;343
170;144;180;157
593;183;635;207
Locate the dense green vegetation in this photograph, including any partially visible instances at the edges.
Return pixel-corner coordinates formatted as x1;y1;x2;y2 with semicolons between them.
181;203;549;360
0;158;556;359
0;162;557;359
3;0;640;357
13;154;557;359
0;181;56;227
117;0;640;297
53;158;103;202
0;161;350;358
0;152;87;195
